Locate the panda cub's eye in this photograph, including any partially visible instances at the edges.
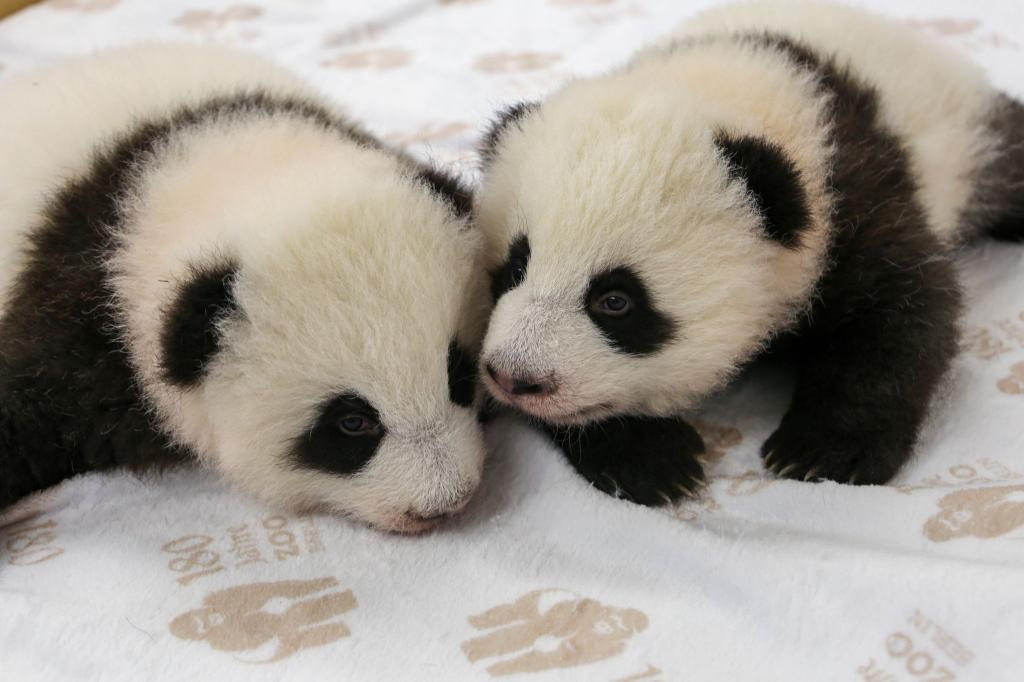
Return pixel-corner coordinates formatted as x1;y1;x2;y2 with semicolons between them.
337;414;380;436
491;235;531;302
510;258;528;287
591;291;633;317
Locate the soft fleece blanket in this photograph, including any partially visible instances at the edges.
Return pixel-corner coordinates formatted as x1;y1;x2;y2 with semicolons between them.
1;1;1022;680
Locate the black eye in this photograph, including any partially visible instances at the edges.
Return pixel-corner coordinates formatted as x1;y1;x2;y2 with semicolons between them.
337;414;377;436
491;235;531;302
510;258;528;287
592;291;632;317
584;267;676;356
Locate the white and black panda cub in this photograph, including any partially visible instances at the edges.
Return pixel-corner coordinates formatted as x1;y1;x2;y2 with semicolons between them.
0;44;489;533
476;2;1024;504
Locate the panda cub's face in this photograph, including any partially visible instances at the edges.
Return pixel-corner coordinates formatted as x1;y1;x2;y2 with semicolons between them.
135;141;489;533
475;80;824;424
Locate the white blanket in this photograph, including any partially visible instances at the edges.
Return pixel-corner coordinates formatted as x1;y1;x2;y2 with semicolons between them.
1;1;1023;680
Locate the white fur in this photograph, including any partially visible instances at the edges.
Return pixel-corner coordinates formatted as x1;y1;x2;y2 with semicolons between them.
476;1;1002;423
0;44;489;532
677;0;997;244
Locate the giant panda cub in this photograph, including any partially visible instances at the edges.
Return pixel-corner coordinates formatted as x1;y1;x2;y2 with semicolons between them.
0;44;488;533
476;1;1024;504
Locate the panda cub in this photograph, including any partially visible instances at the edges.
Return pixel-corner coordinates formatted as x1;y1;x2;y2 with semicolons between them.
476;2;1024;504
0;44;488;533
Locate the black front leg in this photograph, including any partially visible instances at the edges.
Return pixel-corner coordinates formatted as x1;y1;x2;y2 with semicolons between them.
542;415;706;505
763;243;962;485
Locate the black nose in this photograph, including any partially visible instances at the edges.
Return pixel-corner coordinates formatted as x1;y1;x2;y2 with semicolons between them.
485;363;555;397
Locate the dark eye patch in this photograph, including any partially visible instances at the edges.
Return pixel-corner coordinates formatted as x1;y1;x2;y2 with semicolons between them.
585;267;676;355
447;341;477;408
490;234;530;302
293;393;386;476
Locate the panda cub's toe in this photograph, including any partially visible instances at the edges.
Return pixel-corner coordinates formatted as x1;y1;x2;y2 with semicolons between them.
761;408;909;486
543;416;707;506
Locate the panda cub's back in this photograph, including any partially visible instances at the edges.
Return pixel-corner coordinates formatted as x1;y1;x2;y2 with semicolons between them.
0;44;320;309
677;1;994;242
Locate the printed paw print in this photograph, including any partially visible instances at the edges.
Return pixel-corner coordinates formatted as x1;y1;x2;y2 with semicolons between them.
692;419;742;462
322;48;412;71
997;362;1024;395
474;51;562;74
169;577;356;663
923;485;1024;542
907;18;979;36
173;5;262;31
462;589;648;676
385;122;473;147
907;18;1019;50
48;0;119;10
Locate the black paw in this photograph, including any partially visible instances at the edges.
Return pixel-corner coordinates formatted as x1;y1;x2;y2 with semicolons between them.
761;407;912;485
542;415;706;506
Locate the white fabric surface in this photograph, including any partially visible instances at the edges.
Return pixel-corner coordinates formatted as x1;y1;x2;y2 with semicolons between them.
1;1;1023;680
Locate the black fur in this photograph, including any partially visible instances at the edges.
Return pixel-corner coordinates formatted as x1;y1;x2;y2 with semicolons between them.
967;94;1024;243
0;91;423;509
415;166;474;218
585;267;676;356
447;342;477;408
714;132;811;248
740;33;963;484
293;394;385;476
160;261;240;387
542;416;706;505
490;234;531;302
480;101;538;165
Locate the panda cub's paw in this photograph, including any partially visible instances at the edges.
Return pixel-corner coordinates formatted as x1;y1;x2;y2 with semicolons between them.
543;415;706;506
761;406;908;485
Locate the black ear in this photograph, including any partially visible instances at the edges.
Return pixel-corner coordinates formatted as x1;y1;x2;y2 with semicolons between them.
160;261;240;387
714;132;811;249
480;101;538;167
415;166;473;217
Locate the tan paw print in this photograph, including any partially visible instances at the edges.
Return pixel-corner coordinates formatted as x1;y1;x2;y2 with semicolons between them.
907;18;1018;50
169;577;356;663
474;51;562;74
462;589;648;676
385;121;473;147
322;48;412;71
907;18;979;36
923;485;1024;542
997;362;1024;395
173;5;263;31
48;0;119;10
692;419;742;462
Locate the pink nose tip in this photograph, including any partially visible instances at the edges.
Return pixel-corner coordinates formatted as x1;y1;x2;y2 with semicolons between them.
485;363;556;397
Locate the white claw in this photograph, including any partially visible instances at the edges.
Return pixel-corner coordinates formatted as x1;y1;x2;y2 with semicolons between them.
803;467;821;482
778;463;800;478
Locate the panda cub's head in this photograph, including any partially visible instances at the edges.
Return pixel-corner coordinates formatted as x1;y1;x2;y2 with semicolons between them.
474;62;831;424
118;131;487;533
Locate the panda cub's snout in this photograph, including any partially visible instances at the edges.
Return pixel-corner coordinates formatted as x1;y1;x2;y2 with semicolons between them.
478;237;673;425
484;363;557;399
